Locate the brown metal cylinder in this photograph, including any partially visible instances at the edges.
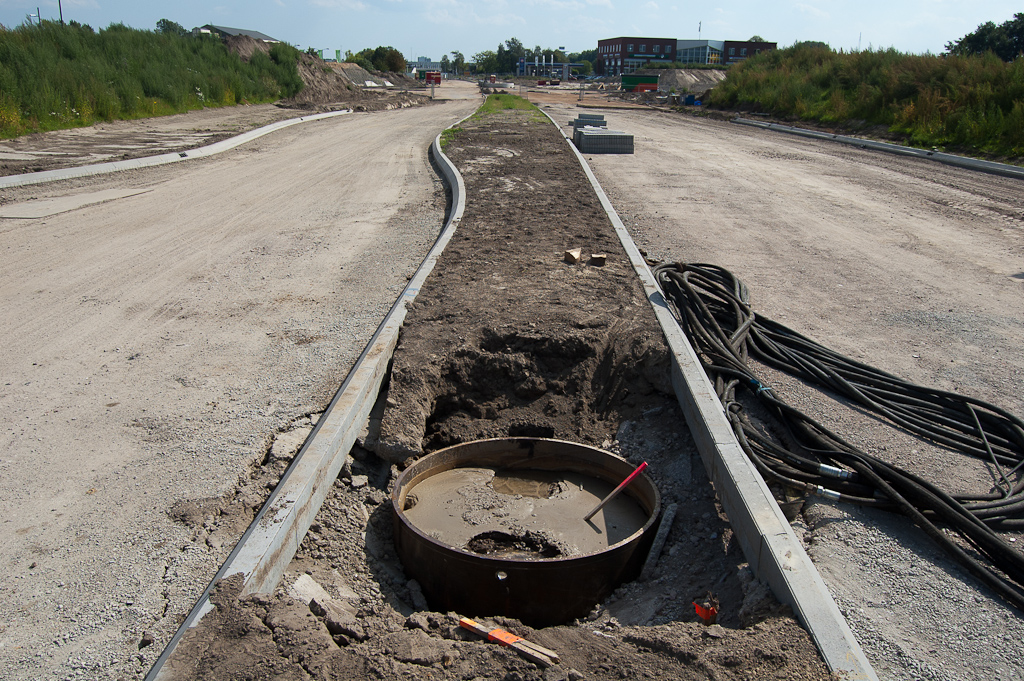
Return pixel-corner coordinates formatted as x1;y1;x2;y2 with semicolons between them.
391;438;661;627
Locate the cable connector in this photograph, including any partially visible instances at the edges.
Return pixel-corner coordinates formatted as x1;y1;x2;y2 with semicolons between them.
818;464;854;481
814;486;842;501
749;379;773;394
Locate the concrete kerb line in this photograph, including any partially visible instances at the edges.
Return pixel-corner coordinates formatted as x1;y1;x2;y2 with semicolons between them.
540;106;878;681
733;117;1024;181
145;113;472;681
0;109;353;189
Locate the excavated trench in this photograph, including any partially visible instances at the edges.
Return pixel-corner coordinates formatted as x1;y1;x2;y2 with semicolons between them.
167;104;835;681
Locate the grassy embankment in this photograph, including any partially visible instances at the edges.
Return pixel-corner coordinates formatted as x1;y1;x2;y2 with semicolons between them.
707;44;1024;159
0;21;304;138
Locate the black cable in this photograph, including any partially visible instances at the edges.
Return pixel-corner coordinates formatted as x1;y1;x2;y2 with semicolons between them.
652;261;1024;612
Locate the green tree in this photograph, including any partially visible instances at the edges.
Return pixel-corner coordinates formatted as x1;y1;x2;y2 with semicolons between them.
450;50;465;73
156;18;188;38
505;37;525;72
571;48;597;64
749;35;766;42
383;47;406;72
472;49;499;74
440;54;451;73
946;13;1024;61
351;46;406;72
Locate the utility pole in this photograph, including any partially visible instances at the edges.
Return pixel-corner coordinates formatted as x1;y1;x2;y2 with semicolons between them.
698;21;701;40
59;0;64;25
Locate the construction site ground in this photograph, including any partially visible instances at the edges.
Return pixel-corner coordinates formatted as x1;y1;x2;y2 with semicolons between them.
168;98;833;681
1;78;1022;681
550;102;1024;681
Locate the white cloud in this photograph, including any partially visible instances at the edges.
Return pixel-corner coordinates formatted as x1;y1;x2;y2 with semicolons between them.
308;0;368;9
423;7;526;28
794;3;828;19
644;1;659;9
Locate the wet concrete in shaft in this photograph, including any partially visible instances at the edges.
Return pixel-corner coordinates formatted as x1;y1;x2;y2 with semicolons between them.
402;467;649;558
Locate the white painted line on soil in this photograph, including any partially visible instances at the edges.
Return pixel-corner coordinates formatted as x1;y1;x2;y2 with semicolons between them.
0;110;353;189
146;114;472;681
0;188;152;218
541;107;878;681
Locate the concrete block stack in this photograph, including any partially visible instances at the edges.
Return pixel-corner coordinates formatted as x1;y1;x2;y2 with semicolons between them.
571;113;608;134
569;113;634;154
575;129;635;154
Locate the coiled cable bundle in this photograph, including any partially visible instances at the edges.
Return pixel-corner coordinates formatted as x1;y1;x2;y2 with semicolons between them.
651;261;1024;611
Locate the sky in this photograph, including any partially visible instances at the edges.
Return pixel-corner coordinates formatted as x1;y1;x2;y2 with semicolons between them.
0;1;1019;61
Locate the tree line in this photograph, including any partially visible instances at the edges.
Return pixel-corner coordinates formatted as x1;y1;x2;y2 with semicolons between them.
946;12;1023;62
467;38;597;75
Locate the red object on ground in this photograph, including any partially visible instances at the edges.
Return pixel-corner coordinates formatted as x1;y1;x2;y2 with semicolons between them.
694;601;718;624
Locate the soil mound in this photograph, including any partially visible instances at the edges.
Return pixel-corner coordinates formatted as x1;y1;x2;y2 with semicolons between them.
282;55;428;111
332;62;376;85
650;69;728;94
224;34;270;62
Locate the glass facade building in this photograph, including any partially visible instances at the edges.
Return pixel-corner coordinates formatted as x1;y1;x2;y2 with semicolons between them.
675;40;725;65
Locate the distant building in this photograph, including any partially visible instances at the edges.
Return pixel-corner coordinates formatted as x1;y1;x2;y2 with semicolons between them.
675;40;725;65
596;37;676;76
722;40;777;65
596;36;777;75
193;25;281;43
408;56;444;74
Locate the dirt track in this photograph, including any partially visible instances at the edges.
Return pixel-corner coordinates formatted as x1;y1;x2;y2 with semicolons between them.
552;103;1024;681
0;91;478;679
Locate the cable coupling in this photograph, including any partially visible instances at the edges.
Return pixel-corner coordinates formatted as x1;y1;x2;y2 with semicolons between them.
814;486;842;501
818;463;854;481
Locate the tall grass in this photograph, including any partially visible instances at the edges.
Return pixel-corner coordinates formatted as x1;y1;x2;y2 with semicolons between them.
707;44;1024;157
0;21;304;138
474;93;545;123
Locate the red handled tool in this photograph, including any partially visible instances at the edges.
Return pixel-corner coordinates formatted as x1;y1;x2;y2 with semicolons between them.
584;461;648;522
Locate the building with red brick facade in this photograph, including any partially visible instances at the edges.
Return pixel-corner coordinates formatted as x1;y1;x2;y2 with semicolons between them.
596;37;677;76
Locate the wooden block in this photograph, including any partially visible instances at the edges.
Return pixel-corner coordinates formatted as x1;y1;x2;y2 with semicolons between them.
589;253;607;266
564;248;583;264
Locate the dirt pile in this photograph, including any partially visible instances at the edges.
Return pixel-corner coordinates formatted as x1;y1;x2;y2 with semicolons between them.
647;69;728;94
283;55;429;111
223;36;427;112
224;34;270;62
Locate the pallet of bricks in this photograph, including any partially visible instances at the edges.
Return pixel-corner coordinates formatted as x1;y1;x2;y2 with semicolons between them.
570;114;634;154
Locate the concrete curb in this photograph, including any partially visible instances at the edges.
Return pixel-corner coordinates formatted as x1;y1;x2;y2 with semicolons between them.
145;115;471;681
0;109;353;189
542;107;878;681
733;117;1024;181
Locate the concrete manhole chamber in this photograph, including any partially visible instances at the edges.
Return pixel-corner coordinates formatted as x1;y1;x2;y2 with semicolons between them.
391;438;661;626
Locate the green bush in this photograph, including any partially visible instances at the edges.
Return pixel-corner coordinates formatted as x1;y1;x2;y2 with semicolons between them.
0;20;305;138
706;43;1024;157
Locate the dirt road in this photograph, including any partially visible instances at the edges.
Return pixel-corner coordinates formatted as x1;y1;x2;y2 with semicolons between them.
0;90;478;679
551;103;1024;681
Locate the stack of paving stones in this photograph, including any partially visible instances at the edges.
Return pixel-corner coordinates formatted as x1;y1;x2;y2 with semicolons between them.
570;114;634;154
